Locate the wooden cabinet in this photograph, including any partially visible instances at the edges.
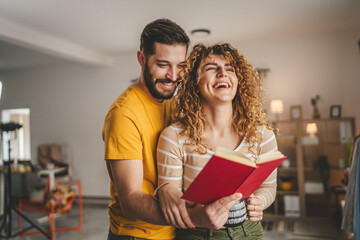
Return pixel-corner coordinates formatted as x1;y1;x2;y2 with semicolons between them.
267;117;355;218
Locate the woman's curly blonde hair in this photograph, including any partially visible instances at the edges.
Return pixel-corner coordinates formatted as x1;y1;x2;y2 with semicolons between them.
171;43;273;154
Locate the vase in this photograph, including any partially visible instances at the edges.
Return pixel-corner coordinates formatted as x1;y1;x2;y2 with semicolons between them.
280;181;292;191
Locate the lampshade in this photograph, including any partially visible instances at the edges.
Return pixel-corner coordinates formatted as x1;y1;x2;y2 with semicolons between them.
270;100;284;114
306;123;318;136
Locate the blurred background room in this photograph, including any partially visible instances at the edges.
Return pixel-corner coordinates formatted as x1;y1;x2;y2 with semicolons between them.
0;1;359;239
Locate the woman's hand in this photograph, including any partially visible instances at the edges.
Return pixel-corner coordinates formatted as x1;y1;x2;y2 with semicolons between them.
187;193;242;230
246;194;263;221
157;184;195;229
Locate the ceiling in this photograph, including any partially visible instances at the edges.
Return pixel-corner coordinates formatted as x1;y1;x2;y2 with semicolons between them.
0;0;359;71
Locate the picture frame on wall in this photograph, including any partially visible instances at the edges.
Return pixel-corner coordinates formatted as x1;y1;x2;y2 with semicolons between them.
330;105;342;118
290;105;302;120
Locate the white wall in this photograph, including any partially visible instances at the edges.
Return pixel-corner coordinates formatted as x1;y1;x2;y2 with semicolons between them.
0;29;359;196
234;29;360;129
0;53;138;196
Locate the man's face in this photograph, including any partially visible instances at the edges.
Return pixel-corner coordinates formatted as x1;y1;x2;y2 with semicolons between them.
143;43;187;101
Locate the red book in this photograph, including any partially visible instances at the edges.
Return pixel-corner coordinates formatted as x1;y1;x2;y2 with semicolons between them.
181;147;286;204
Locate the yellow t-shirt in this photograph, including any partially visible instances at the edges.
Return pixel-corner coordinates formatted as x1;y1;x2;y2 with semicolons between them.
102;85;175;239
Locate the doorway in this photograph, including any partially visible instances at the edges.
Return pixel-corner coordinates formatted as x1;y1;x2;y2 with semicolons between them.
1;108;31;163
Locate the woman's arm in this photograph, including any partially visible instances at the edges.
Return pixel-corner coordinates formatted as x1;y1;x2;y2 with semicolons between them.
253;128;278;209
245;127;279;221
156;126;195;229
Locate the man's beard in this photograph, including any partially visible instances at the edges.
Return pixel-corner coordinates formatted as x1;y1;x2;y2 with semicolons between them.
143;63;178;100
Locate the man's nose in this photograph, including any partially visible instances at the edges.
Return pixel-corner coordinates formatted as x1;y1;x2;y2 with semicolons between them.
166;67;178;81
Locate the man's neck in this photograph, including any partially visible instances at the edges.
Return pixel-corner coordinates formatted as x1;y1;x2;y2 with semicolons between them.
133;78;163;103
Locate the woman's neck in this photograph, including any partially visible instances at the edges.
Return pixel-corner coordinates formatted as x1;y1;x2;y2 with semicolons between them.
202;102;241;151
203;103;233;134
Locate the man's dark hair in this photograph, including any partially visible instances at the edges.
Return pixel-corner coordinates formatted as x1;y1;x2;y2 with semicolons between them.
140;18;190;57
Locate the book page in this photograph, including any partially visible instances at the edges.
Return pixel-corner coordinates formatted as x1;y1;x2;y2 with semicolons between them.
216;147;284;165
257;151;284;163
215;147;256;167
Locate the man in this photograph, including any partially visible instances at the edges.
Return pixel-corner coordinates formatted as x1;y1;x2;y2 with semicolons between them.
102;18;242;240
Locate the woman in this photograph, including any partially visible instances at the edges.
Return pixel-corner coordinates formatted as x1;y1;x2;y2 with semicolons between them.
156;43;278;239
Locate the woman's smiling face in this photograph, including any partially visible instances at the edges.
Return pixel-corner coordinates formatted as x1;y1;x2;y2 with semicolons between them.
198;54;238;105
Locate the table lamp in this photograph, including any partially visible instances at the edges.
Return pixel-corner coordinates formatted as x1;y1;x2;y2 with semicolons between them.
302;122;319;145
270;100;284;121
306;122;318;136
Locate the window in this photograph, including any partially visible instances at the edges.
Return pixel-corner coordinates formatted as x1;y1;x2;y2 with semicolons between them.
1;108;31;163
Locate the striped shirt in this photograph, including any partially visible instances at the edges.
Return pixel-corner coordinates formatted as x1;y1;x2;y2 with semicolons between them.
156;122;278;211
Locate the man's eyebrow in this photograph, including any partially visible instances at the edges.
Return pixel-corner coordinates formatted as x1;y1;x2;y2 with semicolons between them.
156;60;186;65
156;60;170;63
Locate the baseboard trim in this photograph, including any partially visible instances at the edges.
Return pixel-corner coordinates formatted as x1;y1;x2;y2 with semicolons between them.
77;195;111;205
82;195;111;200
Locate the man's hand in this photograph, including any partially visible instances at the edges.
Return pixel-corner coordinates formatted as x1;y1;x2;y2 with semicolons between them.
188;193;242;230
157;184;195;229
246;194;263;221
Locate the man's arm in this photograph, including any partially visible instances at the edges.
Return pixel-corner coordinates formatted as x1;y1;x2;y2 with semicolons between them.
108;159;167;225
157;183;242;230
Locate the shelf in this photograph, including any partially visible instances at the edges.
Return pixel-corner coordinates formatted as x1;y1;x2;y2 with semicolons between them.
270;117;355;218
277;190;299;195
278;167;297;172
302;117;355;122
273;119;301;124
302;141;343;145
273;117;355;123
278;167;313;172
277;143;296;147
305;192;325;195
276;135;296;146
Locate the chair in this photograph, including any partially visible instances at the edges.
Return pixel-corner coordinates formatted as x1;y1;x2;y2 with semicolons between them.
37;143;70;178
18;178;83;239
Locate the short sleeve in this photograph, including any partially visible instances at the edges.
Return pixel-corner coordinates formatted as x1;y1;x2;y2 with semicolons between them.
103;106;143;160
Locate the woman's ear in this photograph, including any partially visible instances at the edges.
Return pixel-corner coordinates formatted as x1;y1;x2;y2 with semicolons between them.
137;51;145;68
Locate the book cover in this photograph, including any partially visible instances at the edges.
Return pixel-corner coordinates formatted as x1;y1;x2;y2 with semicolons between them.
181;148;286;204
